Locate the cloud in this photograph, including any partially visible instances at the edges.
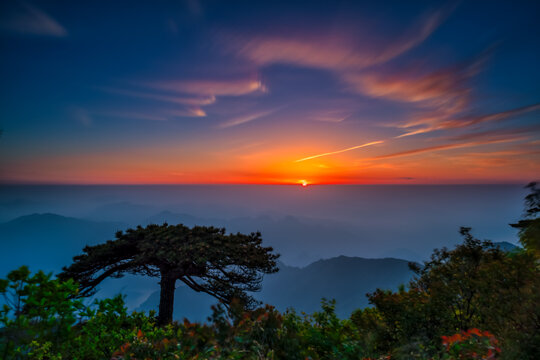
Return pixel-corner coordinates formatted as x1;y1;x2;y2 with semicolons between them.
346;65;474;109
148;78;266;96
339;50;537;139
345;55;485;132
372;136;527;161
219;110;275;128
70;107;93;127
437;103;540;130
231;7;451;71
396;102;540;137
372;6;453;66
447;124;540;142
295;141;384;162
186;0;203;16
164;108;207;117
311;110;351;123
104;76;265;121
102;88;216;106
0;2;67;37
98;111;169;121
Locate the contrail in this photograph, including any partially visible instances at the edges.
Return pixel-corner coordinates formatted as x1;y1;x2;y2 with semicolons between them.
295;140;384;162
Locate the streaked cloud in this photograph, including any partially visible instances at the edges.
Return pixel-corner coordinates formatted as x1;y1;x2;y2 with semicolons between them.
102;88;216;106
346;65;475;108
295;141;384;162
232;7;450;71
70;107;93;127
438;103;540;130
186;0;203;16
447;124;540;142
342;50;537;140
164;108;207;117
373;137;526;161
397;102;540;137
103;76;265;121
0;2;67;37
98;111;169;121
220;110;275;128
95;106;207;122
312;110;351;123
149;78;266;96
346;55;485;138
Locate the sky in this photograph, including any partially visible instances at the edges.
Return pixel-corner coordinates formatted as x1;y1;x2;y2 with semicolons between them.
0;0;539;185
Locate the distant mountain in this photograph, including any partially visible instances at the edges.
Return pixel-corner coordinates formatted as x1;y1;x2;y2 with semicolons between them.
112;208;374;266
0;212;419;312
0;213;125;276
379;248;425;262
85;202;159;224
137;256;415;321
144;210;216;227
492;241;520;252
2;211;518;316
0;213;161;308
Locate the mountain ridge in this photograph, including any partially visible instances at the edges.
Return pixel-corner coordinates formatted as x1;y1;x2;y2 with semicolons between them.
137;255;416;321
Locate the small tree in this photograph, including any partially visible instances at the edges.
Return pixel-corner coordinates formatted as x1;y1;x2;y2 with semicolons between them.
511;182;540;257
59;224;279;325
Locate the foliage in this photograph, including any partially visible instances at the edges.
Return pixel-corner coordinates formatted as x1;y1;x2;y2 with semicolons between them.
0;262;530;360
0;266;520;360
1;184;539;359
367;228;539;359
0;267;164;359
0;266;83;359
59;223;279;325
511;182;540;257
440;328;500;360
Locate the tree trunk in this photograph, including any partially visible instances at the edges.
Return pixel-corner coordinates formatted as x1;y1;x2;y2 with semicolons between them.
157;271;177;326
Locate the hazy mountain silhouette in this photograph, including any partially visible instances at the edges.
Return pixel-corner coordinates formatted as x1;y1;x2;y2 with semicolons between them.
0;212;521;312
137;256;415;321
1;185;526;263
135;209;372;266
492;241;519;252
86;201;159;224
0;213;125;276
144;210;217;228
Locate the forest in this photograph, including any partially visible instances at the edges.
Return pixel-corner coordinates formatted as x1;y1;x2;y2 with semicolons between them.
1;183;538;360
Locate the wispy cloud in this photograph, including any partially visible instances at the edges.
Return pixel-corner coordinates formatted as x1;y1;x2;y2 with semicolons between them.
148;78;266;96
0;2;67;37
231;7;451;71
165;108;207;117
437;103;540;130
444;147;540;167
340;49;537;140
295;141;384;162
396;102;540;138
70;107;93;127
355;124;540;163
98;111;169;121
102;88;216;106
345;63;476;109
103;76;265;121
373;136;527;161
345;55;486;138
312;110;351;123
219;110;275;128
447;123;540;142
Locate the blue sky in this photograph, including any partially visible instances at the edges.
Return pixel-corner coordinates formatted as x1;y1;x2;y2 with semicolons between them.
1;0;539;184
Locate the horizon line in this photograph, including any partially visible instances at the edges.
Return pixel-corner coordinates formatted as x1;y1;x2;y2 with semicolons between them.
0;181;530;186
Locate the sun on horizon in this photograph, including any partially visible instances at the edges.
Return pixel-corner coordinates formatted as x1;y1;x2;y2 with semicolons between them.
0;1;538;185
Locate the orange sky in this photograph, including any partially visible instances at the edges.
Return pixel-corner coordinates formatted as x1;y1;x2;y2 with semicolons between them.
1;1;539;185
